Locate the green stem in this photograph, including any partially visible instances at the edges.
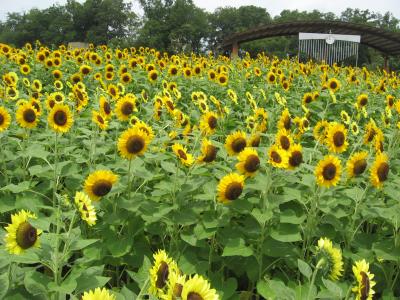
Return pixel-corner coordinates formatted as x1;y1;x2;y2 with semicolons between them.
127;159;133;200
136;277;150;299
307;259;324;300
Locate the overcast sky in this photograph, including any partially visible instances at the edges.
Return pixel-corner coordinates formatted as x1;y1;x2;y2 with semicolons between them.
1;0;399;21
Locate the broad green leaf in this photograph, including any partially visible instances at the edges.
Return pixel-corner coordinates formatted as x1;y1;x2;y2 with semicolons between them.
271;224;302;242
222;238;253;257
297;259;312;280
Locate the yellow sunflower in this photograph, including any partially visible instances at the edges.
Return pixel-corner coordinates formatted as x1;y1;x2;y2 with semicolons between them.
198;139;218;163
327;78;340;93
118;127;150;160
81;287;115;300
199;112;218;135
84;170;118;201
181;274;219;300
0;106;11;132
316;237;343;281
4;210;42;255
347;151;368;178
16;102;39;129
340;110;350;125
148;69;159;82
302;92;314;105
287;144;303;170
351;121;359;136
277;108;291;131
225;131;247;156
313;120;329;143
352;259;376;300
48;103;74;133
217;73;228;86
248;133;261;147
172;143;194;166
275;129;293;151
370;152;389;188
363;119;378;145
161;271;187;300
315;155;342;187
236;148;260;177
217;173;245;204
325;123;348;153
268;144;288;169
92;110;108;130
149;250;180;298
356;94;368;110
74;192;97;226
115;95;137;121
99;96;112;119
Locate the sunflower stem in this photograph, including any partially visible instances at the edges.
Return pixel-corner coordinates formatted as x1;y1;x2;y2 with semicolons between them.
136;276;150;299
307;258;324;300
127;159;133;200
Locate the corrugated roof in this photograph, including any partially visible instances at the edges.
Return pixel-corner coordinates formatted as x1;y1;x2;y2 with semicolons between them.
222;21;400;56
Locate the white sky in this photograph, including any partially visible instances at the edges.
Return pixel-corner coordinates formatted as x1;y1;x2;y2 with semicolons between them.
0;0;399;21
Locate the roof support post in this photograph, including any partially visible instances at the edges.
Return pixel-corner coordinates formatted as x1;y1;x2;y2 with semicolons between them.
384;55;389;72
231;40;239;59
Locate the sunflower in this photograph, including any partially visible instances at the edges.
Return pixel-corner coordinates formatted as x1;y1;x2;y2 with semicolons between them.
183;67;192;78
172;143;194;166
99;96;112;119
180;274;219;300
277;108;291;131
287;144;303;170
48;103;74;133
198;139;218;163
149;250;180;298
225;131;247;156
327;78;340;93
315;155;342;187
227;89;238;104
92;110;108;130
316;238;343;281
84;170;118;201
199;112;218;135
207;69;216;81
133;120;155;140
352;260;376;300
363;120;377;145
340;110;350;125
268;144;288;169
302;92;314;105
217;173;245;204
16;102;39;129
347;151;368;178
118;127;150;160
74;192;97;226
161;271;187;300
236;148;260;177
168;65;179;76
217;73;228;86
0;106;11;132
351;122;359;135
148;69;159;82
266;71;276;83
325;123;348;153
248;133;261;147
356;94;368;110
4;210;41;255
275;129;293;151
81;287;115;300
370;152;389;188
115;95;137;121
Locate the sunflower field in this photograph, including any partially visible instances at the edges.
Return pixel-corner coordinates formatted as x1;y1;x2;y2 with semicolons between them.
0;41;400;300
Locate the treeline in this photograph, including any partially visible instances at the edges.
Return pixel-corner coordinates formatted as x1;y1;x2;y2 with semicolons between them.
0;0;399;67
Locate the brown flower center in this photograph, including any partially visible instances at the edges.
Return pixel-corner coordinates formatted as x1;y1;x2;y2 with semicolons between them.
271;151;282;163
244;155;260;173
350;158;366;176
97;115;105;124
92;180;112;197
377;162;389;182
156;261;169;289
333;131;345;147
250;135;261;147
16;222;37;249
304;95;312;103
330;81;337;89
289;151;303;167
208;116;217;129
202;145;218;163
360;271;370;300
121;102;134;116
284;117;291;130
225;182;243;201
360;98;367;106
54;110;67;126
231;138;246;153
103;102;111;114
280;135;290;150
150;72;157;81
23;109;36;123
322;163;336;180
173;283;183;297
126;136;145;154
177;149;188;160
0;114;4;125
187;292;204;300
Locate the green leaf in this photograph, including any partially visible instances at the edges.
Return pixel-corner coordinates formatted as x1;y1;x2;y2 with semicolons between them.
0;271;9;299
1;181;30;193
70;239;99;251
160;161;176;173
222;238;253;257
322;278;343;297
297;259;312;281
251;208;273;226
271;224;302;242
107;237;132;257
24;271;51;296
257;279;295;299
75;276;110;294
127;256;151;289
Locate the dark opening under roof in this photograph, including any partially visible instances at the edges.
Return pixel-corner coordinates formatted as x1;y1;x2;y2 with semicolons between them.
222;20;400;56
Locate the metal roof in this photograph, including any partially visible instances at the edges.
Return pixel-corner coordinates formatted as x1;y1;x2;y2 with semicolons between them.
222;20;400;56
